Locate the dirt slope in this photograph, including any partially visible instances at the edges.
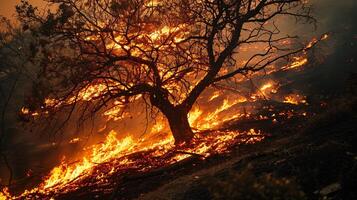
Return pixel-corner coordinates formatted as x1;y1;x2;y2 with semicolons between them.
137;99;357;200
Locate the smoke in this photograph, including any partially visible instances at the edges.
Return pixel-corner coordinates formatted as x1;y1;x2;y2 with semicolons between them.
313;0;357;92
281;0;357;95
312;0;357;34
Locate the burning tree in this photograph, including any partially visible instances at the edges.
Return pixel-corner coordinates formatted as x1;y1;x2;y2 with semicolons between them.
18;0;314;144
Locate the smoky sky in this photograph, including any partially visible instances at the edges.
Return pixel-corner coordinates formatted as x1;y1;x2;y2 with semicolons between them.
313;0;357;33
0;0;45;19
0;0;356;187
307;0;357;93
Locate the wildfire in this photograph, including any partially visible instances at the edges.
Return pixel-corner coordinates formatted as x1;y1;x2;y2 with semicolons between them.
42;131;135;190
281;33;330;71
6;6;330;197
12;39;323;198
6;127;264;199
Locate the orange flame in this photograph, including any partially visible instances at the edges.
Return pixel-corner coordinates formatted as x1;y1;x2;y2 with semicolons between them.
0;188;10;200
11;127;264;198
283;94;307;105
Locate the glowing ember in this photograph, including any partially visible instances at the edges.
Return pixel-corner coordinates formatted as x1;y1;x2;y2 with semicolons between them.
20;107;29;115
69;138;81;144
283;94;307;105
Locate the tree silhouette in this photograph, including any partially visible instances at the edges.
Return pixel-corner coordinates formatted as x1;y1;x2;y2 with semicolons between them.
17;0;314;143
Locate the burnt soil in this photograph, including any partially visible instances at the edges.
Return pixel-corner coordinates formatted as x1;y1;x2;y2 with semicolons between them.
51;95;357;200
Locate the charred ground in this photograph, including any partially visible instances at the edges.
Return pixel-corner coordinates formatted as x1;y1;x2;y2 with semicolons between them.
62;94;357;200
10;84;356;200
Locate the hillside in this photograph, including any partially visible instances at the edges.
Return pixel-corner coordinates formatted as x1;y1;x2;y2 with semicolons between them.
22;95;354;200
138;97;357;200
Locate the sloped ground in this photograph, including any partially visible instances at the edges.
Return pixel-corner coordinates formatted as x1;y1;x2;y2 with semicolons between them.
137;97;357;200
20;94;356;200
49;96;356;200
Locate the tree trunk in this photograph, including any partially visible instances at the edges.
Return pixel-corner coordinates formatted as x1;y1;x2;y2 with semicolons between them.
164;108;194;144
149;90;194;144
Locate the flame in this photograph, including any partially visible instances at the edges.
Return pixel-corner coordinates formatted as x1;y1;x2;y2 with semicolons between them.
44;98;57;107
306;38;318;49
281;33;329;71
260;83;274;91
250;81;279;100
283;94;307;105
189;97;247;130
146;0;160;7
69;138;81;144
283;56;308;70
321;33;329;40
306;33;329;49
76;84;109;101
43;131;134;189
150;119;166;133
103;105;126;121
260;82;279;95
209;91;221;101
21;107;29;115
0;188;10;200
9;127;264;198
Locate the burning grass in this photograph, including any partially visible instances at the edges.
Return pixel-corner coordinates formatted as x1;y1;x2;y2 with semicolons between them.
3;63;320;200
2;129;264;199
3;95;317;199
4;65;319;200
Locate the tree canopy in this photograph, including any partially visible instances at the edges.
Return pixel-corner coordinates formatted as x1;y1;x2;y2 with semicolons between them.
17;0;314;143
